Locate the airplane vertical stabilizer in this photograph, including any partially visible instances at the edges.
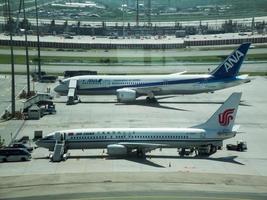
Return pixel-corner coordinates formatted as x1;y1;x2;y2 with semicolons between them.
210;43;251;78
194;92;242;132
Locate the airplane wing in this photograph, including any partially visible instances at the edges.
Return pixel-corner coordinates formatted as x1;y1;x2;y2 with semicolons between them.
170;71;187;76
119;142;169;151
130;71;186;95
133;86;162;95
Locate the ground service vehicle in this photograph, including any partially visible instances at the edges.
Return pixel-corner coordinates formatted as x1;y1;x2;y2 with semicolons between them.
226;141;247;151
0;148;31;162
9;143;34;152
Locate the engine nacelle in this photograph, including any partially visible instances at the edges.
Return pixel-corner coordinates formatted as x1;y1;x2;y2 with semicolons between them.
107;144;127;156
116;88;136;102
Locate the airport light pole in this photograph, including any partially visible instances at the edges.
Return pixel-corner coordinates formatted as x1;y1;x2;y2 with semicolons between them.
7;0;15;117
22;0;30;96
146;0;151;26
136;0;139;27
122;3;126;37
34;0;41;81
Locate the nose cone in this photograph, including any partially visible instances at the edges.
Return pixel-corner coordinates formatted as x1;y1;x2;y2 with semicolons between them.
54;83;68;95
35;139;47;149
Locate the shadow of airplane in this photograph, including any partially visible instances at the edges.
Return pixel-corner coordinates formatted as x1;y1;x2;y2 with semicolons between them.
148;155;244;165
116;101;190;111
54;99;250;109
34;153;243;167
64;154;165;168
115;97;250;111
34;154;165;167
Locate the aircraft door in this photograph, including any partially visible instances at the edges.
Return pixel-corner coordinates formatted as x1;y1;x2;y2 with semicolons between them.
125;131;132;140
163;79;168;86
55;132;64;143
103;80;111;87
200;78;208;90
200;132;206;139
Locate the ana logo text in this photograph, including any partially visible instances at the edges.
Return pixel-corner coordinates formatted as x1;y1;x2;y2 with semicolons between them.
224;50;244;72
219;108;235;126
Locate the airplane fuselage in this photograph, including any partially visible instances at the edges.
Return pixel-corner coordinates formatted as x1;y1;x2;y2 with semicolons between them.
36;127;234;151
55;74;248;96
54;43;251;103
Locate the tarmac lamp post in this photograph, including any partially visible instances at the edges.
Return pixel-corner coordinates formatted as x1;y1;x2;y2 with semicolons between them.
22;0;30;96
6;0;15;117
122;3;127;38
136;0;139;27
34;0;41;81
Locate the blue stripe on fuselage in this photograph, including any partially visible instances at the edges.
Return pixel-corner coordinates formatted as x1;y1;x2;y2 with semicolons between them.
77;76;240;92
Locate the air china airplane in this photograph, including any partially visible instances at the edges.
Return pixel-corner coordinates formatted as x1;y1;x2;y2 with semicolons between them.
36;92;241;157
54;43;250;103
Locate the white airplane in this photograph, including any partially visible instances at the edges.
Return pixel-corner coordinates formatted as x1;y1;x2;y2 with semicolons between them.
36;92;242;157
54;43;250;103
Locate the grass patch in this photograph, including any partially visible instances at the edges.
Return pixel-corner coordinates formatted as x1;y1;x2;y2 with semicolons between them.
1;54;267;65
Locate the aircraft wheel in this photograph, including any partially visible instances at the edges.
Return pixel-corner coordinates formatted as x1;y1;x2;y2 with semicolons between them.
179;148;185;157
210;145;217;154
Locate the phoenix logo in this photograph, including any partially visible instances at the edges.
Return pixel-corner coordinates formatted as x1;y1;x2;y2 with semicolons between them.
219;108;235;126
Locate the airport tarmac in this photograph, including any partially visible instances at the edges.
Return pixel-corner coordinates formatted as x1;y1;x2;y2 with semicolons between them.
0;76;267;199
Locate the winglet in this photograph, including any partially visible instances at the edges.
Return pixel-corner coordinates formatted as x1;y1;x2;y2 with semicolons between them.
210;43;251;79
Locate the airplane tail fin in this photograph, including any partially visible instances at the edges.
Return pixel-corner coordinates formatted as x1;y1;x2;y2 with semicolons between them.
210;43;251;79
194;92;242;132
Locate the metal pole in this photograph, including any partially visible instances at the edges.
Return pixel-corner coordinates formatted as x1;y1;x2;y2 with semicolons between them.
7;0;15;117
34;0;41;81
22;0;30;96
147;0;151;26
122;2;125;37
136;0;139;27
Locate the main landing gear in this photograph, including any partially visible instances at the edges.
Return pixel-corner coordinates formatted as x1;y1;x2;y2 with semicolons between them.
146;97;157;103
198;145;217;156
178;148;195;157
178;145;218;157
136;149;145;158
146;92;157;103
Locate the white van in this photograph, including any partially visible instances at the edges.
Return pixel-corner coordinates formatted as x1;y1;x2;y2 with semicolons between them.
0;148;31;162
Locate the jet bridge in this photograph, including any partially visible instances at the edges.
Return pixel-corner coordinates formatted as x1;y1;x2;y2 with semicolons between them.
66;79;80;105
23;93;53;112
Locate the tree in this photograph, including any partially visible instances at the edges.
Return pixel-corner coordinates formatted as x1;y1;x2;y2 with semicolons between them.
76;21;81;34
5;17;15;33
64;20;68;27
21;18;31;30
49;19;55;33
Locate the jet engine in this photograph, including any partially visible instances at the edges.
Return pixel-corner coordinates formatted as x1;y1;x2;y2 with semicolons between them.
107;144;127;156
116;88;136;102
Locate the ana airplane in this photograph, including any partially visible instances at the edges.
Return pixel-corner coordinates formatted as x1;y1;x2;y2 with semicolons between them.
36;92;242;157
54;43;250;103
